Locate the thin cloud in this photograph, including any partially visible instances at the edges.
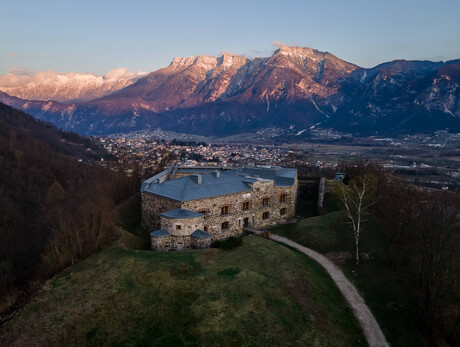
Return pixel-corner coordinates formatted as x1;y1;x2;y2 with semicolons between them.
272;40;287;48
9;68;33;76
219;51;236;56
5;53;19;58
0;69;34;87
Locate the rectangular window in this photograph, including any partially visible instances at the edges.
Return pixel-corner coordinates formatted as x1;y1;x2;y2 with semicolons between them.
221;221;229;230
221;206;229;215
280;208;286;216
198;209;207;216
262;198;269;206
262;212;269;220
242;202;250;211
176;225;182;230
280;194;287;203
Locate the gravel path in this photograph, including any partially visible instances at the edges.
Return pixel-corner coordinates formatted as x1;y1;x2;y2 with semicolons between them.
269;233;389;347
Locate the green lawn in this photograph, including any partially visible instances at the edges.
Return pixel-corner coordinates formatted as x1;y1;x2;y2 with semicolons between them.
270;211;350;253
270;212;427;347
1;236;366;347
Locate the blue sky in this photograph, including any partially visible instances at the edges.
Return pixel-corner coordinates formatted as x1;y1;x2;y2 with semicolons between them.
1;0;459;75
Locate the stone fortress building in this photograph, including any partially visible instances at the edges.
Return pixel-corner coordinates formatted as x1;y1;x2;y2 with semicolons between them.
141;166;298;251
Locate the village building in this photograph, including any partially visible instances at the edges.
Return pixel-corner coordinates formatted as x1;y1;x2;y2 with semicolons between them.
334;172;346;183
141;166;298;251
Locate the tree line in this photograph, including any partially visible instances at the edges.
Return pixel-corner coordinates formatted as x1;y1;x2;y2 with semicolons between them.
342;164;460;346
0;103;138;314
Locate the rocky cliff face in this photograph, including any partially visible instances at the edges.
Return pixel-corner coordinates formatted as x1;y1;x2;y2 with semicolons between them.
324;59;460;134
1;47;459;136
96;46;357;113
414;61;460;117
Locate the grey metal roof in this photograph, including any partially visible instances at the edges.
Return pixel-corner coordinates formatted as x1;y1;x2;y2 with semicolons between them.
142;172;254;202
176;167;219;174
191;229;211;239
150;229;171;237
227;167;297;187
141;168;171;191
160;209;204;219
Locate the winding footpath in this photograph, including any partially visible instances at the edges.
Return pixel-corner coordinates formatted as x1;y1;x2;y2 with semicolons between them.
247;229;389;347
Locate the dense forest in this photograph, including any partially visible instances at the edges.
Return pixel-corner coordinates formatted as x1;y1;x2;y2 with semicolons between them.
342;164;460;346
0;102;137;313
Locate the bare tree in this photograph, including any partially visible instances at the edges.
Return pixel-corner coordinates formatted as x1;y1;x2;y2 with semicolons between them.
337;175;378;265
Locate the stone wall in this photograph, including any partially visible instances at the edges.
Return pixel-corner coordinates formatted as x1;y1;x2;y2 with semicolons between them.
171;236;192;250
160;215;204;237
180;177;298;236
181;191;248;241
143;173;299;251
173;172;192;179
191;237;211;249
250;178;298;229
151;235;172;251
141;193;181;230
151;235;192;251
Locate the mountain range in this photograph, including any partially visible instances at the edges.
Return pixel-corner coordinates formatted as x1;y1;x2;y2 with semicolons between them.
0;46;459;137
0;68;146;102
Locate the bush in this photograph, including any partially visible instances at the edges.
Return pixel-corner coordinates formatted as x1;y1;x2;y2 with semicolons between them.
212;236;243;249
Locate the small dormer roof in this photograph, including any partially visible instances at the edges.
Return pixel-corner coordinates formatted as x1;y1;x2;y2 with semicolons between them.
160;208;204;219
191;229;211;239
150;229;171;237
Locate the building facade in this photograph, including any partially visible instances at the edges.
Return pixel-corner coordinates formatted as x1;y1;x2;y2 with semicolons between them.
141;166;298;251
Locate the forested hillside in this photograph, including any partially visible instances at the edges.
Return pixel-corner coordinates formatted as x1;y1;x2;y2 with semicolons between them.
0;103;136;313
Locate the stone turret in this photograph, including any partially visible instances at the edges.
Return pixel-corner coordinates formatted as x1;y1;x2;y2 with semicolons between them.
150;208;211;251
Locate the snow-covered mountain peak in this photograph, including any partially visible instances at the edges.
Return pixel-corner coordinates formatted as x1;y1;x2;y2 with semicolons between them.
170;54;247;71
170;56;198;67
217;54;247;68
274;46;325;60
0;68;146;102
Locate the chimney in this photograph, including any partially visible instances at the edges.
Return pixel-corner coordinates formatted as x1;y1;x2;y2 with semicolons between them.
197;174;202;184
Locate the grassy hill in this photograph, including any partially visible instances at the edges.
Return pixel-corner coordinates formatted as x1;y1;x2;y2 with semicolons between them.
0;235;366;347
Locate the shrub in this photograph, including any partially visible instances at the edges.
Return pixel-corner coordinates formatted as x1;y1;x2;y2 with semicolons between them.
212;236;243;249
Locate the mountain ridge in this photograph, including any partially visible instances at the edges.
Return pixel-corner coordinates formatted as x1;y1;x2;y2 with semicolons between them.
0;68;146;102
1;46;459;136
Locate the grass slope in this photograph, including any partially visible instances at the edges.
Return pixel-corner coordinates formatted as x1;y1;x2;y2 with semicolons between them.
271;212;427;347
0;236;365;347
